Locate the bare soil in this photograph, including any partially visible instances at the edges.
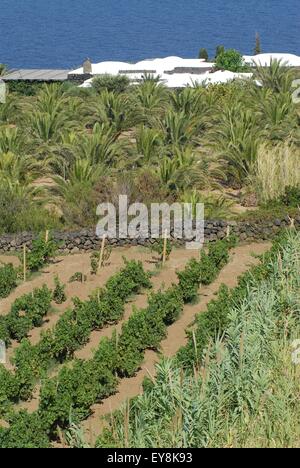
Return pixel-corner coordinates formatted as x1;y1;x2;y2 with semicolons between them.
0;242;271;445
81;242;271;445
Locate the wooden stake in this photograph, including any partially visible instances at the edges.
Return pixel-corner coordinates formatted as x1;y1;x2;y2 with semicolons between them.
288;216;295;229
98;234;106;272
226;225;231;238
162;229;168;265
23;245;27;282
45;230;49;243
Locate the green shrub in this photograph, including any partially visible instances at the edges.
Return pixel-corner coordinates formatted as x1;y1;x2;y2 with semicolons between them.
208;240;230;270
148;285;184;325
0;411;50;448
6;285;52;342
151;239;173;262
26;234;59;272
199;48;209;61
92;74;131;94
106;259;152;300
0;263;18;298
53;276;67;304
215;49;247;72
69;272;87;283
8;81;48;96
280;186;300;208
0;317;10;345
0;365;19;412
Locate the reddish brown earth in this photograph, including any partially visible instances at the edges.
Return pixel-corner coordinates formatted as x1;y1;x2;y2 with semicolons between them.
0;242;271;446
81;242;271;445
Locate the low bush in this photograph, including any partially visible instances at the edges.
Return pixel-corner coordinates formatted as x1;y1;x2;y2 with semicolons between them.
92;74;131;94
53;276;67;304
0;285;52;346
151;239;173;262
26;234;59;272
6;285;52;342
0;411;50;448
0;263;18;299
280;185;300;208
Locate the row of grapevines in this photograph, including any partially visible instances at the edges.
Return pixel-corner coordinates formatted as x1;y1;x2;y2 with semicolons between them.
35;239;236;440
0;238;236;447
176;231;295;368
0;259;152;406
0;286;52;344
0;234;59;300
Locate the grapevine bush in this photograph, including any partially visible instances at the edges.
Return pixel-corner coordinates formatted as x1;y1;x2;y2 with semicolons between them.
0;264;18;299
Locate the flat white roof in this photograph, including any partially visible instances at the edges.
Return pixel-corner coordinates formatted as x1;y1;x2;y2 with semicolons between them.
71;56;215;76
244;53;300;67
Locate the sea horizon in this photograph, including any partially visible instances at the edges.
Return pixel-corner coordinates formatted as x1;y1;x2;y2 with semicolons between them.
0;0;299;69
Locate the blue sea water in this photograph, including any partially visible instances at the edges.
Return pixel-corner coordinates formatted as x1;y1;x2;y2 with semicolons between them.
0;0;299;69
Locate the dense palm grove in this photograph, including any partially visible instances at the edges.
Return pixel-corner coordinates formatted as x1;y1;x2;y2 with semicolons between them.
0;60;299;235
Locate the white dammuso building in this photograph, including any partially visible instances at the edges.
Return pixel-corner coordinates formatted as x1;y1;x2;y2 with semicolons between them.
68;56;253;88
68;52;300;89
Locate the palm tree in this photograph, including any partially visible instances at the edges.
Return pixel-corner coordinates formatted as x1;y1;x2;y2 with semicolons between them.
0;126;26;154
155;146;217;193
28;110;71;143
133;80;169;122
73;122;123;166
87;90;139;132
254;59;294;93
0;96;18;124
135;126;163;166
213;104;261;186
258;91;297;141
161;110;199;147
0;151;47;185
0;64;7;76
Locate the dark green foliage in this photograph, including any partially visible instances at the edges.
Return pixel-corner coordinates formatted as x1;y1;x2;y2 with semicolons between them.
199;48;209;61
176;231;289;368
215;49;247;72
8;81;48;96
215;45;225;58
0;317;10;345
151;238;173;262
92;74;131;94
0;411;50;448
0;263;18;298
106;259;152;300
208;240;230;270
26;234;59;272
6;285;52;342
148;285;183;325
280;186;300;208
177;240;233;302
0;365;19;411
177;259;201;302
53;275;67;304
40;338;118;432
254;32;262;55
69;272;87;283
13;340;44;401
176;285;232;367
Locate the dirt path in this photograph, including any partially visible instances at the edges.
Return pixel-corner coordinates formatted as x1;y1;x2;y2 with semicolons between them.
81;242;271;445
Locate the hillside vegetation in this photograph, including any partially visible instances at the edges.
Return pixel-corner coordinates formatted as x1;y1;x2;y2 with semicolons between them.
96;231;300;448
0;60;299;234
